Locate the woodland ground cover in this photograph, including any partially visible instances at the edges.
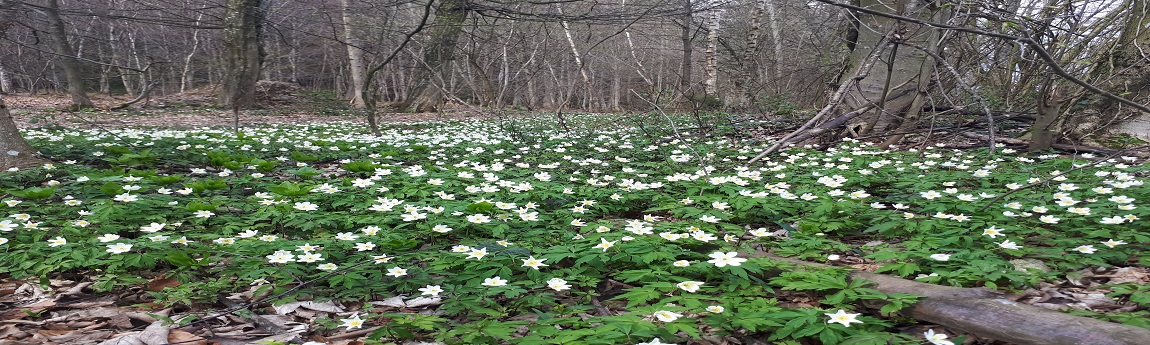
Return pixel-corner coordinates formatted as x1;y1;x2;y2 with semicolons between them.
0;114;1147;345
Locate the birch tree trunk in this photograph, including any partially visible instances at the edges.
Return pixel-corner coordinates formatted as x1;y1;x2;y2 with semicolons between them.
0;66;11;94
624;29;654;88
44;0;93;109
556;4;593;109
616;0;653;90
128;31;147;96
107;26;136;98
765;0;784;90
703;5;720;98
181;13;204;93
341;0;367;108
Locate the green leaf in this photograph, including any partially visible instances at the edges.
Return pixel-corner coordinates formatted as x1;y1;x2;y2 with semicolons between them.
8;186;56;200
839;333;903;345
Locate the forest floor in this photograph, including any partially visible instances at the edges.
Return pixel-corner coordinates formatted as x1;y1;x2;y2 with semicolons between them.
5;93;497;130
1;93;1148;345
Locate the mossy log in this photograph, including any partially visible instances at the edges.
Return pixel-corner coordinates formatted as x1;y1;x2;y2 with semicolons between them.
760;253;1150;345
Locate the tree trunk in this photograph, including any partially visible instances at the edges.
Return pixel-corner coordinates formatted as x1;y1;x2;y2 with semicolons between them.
466;51;496;107
181;13;204;93
622;0;654;90
703;5;720;98
219;0;265;109
556;4;592;110
98;65;110;94
403;0;470;113
0;95;47;170
0;65;11;94
678;0;694;100
1029;78;1064;151
737;0;764;106
341;0;367;108
841;0;938;136
765;0;784;93
1085;0;1150;141
43;0;93;109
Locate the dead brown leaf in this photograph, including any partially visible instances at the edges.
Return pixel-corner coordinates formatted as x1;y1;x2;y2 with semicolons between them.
167;329;208;345
0;301;55;321
145;276;182;292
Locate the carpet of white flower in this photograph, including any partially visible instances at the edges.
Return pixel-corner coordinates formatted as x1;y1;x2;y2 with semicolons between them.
1;115;1147;344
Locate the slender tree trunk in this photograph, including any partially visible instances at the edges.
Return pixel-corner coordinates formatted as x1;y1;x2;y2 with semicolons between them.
467;52;496;107
0;95;47;170
556;5;592;110
527;79;537;109
219;0;265;109
341;0;367;108
43;0;93;109
612;64;622;110
678;0;694;100
624;24;654;88
703;5;720;98
0;66;11;94
765;0;784;91
128;31;147;96
181;13;204;93
98;65;110;94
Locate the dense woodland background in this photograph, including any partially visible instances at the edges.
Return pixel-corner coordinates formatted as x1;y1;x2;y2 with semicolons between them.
1;0;1149;148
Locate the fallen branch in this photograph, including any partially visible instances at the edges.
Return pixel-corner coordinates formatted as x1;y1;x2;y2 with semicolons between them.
783;104;876;144
959;132;1147;157
758;252;1150;345
109;82;159;111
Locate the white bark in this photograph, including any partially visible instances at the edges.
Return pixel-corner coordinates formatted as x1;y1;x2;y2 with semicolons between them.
622;0;654;87
181;13;204;93
556;5;593;108
703;5;720;97
745;0;763;60
765;0;784;83
129;31;147;96
0;66;11;93
341;0;367;108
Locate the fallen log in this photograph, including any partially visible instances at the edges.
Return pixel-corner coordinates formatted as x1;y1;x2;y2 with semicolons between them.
758;252;1150;345
960;132;1149;157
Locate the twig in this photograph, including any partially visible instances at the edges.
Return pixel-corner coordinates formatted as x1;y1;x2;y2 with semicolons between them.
630;89;704;164
327;326;382;340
